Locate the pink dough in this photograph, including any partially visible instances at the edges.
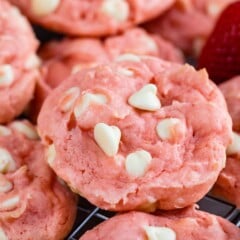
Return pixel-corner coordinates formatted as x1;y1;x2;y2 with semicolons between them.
38;56;231;211
29;27;183;122
0;120;77;240
8;0;175;36
0;0;39;123
80;206;240;239
212;76;240;207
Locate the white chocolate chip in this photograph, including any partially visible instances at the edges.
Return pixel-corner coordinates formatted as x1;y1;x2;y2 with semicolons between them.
0;65;14;87
141;36;158;52
125;150;152;177
115;53;141;62
227;132;240;155
10;6;21;16
11;122;39;140
193;37;205;56
0;126;11;136
117;67;134;77
206;2;222;17
0;228;8;240
25;54;41;69
101;0;129;22
59;87;80;113
0;177;12;193
46;144;56;167
71;62;98;74
31;0;60;16
74;93;107;118
156;118;182;141
71;64;82;75
128;84;161;111
0;148;16;173
0;195;19;211
94;123;121;157
144;226;176;240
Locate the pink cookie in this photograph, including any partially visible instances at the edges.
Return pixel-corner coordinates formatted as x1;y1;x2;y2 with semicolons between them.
8;0;175;36
38;56;231;211
213;156;240;208
144;0;236;56
80;206;240;239
219;76;240;132
0;0;39;123
211;76;240;207
29;28;183;122
0;120;77;240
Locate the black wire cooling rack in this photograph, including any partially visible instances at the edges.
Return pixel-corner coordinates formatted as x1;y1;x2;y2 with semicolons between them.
66;195;240;240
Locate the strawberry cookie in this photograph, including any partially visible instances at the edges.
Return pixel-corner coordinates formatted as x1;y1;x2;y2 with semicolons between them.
29;27;183;122
0;120;77;240
38;55;231;211
8;0;175;36
80;206;240;239
0;0;39;123
212;76;240;207
144;0;236;56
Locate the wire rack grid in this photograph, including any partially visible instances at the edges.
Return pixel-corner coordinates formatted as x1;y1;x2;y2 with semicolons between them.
66;195;240;240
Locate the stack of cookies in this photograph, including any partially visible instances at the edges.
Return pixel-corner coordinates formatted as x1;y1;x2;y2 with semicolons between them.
0;0;239;239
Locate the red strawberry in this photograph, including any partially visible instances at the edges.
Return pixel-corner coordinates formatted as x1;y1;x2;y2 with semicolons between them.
198;1;240;84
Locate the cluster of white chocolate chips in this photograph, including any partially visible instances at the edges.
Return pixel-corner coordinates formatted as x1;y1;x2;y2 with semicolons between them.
0;122;42;240
59;73;185;178
0;122;39;173
0;54;40;88
0;122;39;218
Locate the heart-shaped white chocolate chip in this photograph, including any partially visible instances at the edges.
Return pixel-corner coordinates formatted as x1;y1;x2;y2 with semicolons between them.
0;148;16;173
59;87;80;113
227;131;240;155
117;67;134;77
31;0;60;16
71;62;97;74
128;84;161;111
0;126;11;136
125;150;152;177
0;228;8;240
116;53;141;62
156;118;182;141
101;0;129;22
25;54;41;69
74;93;107;118
144;226;176;240
206;2;222;17
0;195;20;211
46;144;56;167
94;123;121;157
140;35;158;52
0;65;14;87
11;121;39;140
0;175;12;193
